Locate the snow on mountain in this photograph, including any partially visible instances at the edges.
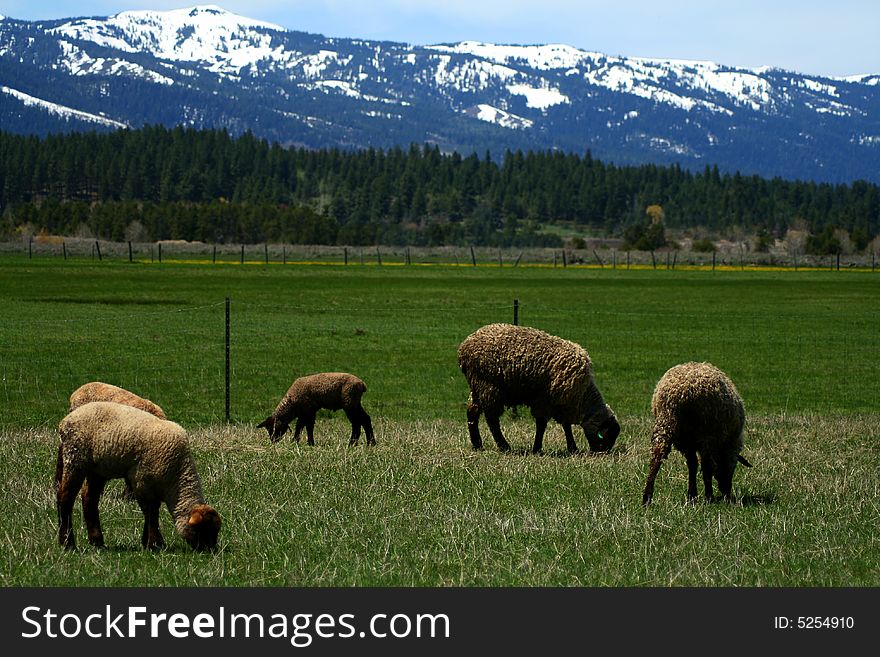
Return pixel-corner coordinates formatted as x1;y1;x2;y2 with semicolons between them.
44;5;873;119
427;42;598;71
58;40;175;84
51;5;287;74
1;5;878;182
1;85;129;128
843;73;880;86
465;104;533;129
506;83;568;109
426;41;864;118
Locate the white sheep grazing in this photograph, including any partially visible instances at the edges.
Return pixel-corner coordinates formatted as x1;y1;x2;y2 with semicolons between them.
642;362;753;504
56;402;221;551
257;372;376;446
69;381;166;419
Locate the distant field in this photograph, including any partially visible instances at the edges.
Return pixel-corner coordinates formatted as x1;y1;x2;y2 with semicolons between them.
0;257;878;585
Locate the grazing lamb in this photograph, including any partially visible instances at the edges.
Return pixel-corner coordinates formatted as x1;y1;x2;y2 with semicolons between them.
642;362;753;504
69;381;166;419
457;323;620;454
56;402;221;551
257;372;376;446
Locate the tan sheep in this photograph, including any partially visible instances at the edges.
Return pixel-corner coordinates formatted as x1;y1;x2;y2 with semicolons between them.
458;323;620;453
69;382;167;501
56;401;221;551
69;381;166;419
257;372;376;446
642;362;753;504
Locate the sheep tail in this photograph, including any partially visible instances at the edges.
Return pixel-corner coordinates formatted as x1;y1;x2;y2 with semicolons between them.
737;454;753;468
642;435;671;505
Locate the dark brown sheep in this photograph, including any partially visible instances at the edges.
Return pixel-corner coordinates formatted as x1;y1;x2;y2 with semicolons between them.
257;372;375;446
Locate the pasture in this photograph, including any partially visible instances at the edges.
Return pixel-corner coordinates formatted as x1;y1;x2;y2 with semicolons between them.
0;256;878;586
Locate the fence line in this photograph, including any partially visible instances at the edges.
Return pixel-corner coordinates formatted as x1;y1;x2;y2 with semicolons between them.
6;239;879;271
2;288;877;431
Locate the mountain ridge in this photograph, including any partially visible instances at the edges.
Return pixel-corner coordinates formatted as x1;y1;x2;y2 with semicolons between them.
1;5;878;183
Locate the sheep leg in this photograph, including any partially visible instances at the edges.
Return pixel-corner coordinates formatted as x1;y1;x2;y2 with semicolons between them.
685;449;700;502
82;475;107;548
562;424;579;454
701;454;715;501
54;444;64;494
532;417;548;453
122;478;136;502
305;415;316;446
139;500;164;550
57;467;86;550
292;418;305;443
466;397;483;450
346;408;362;446
361;409;376;446
484;414;511;452
716;460;736;502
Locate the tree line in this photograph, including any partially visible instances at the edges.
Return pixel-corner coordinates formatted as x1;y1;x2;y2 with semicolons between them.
1;126;878;249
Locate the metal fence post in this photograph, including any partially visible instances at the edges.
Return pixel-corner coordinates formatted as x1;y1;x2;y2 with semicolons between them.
225;297;230;423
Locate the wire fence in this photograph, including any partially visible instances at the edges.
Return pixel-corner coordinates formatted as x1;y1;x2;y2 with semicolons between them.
3;238;878;271
2;286;877;432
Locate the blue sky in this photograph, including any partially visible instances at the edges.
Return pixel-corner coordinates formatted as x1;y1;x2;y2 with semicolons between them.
1;1;877;77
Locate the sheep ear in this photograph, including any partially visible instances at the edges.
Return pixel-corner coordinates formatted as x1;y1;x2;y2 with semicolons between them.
188;510;203;526
256;417;273;430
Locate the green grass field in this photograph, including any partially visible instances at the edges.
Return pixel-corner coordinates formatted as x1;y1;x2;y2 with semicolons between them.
1;257;878;586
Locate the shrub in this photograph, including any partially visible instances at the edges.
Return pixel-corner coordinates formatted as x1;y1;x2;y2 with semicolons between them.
691;238;716;253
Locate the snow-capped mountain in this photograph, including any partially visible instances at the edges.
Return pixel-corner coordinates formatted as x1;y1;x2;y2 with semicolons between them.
1;5;878;183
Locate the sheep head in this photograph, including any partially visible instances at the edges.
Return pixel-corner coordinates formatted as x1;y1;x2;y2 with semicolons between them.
182;504;221;551
257;415;290;442
580;404;620;452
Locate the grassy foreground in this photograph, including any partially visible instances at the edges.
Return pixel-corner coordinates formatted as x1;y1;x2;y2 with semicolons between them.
0;258;878;586
2;414;878;586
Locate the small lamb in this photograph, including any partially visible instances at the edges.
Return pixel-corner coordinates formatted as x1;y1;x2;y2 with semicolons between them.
642;362;753;504
56;402;221;551
257;372;376;446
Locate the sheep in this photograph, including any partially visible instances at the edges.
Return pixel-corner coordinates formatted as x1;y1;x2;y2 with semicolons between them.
642;361;753;504
257;372;376;446
457;323;620;454
56;401;221;551
69;382;167;500
69;381;166;419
